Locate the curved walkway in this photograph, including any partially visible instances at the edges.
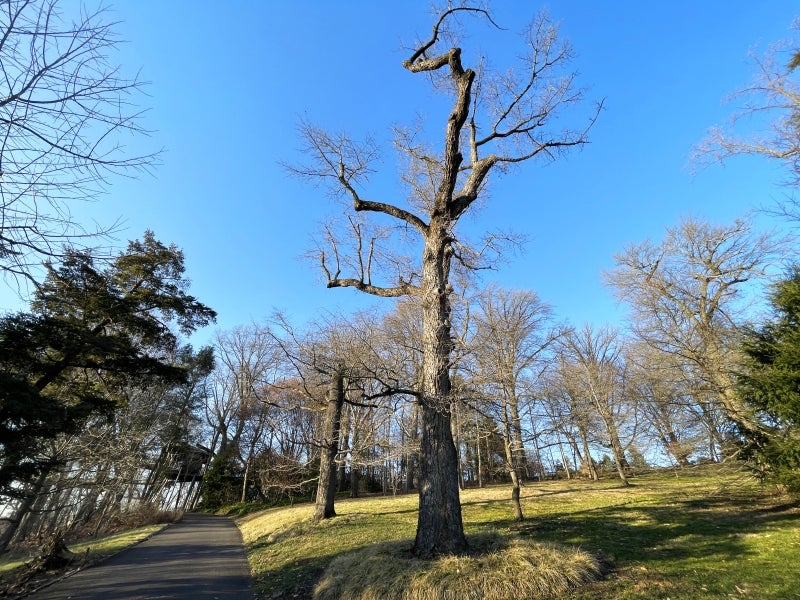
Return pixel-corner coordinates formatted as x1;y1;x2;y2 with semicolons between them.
26;513;253;599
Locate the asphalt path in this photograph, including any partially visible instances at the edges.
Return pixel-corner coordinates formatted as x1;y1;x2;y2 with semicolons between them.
26;513;254;599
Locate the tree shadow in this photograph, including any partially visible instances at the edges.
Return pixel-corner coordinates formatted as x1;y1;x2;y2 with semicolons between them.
514;492;800;570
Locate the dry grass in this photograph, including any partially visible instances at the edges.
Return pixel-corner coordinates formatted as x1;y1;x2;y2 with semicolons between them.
313;533;601;600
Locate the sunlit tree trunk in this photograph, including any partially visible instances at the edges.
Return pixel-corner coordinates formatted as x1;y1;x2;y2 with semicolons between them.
502;401;525;521
314;369;346;522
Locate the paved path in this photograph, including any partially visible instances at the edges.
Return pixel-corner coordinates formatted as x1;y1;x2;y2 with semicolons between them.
27;513;254;599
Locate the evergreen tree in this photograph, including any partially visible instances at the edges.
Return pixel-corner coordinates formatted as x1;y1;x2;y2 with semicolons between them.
0;232;215;550
738;266;800;492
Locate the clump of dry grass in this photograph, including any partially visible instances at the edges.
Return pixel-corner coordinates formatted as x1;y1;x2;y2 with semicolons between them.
313;533;601;600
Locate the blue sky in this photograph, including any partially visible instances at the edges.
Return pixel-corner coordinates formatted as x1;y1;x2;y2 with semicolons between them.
5;1;799;344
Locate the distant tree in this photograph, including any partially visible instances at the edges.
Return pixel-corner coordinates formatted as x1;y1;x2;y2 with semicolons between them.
0;0;157;283
380;299;432;493
540;369;600;481
201;445;242;509
7;344;214;546
606;216;785;445
273;311;392;522
289;6;599;557
625;342;705;467
738;266;800;492
471;286;562;520
0;232;215;553
559;324;633;486
205;324;285;506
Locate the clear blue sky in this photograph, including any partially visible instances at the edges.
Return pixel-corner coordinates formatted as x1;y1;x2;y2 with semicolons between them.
6;1;799;344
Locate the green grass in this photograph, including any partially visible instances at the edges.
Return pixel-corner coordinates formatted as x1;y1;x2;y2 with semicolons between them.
237;465;800;599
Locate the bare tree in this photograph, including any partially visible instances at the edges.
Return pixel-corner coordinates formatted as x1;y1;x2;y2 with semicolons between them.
695;25;800;192
542;365;600;480
380;300;426;493
470;285;562;520
288;6;598;557
202;325;285;507
625;342;706;466
605;215;786;442
273;310;401;522
560;324;633;486
0;0;157;283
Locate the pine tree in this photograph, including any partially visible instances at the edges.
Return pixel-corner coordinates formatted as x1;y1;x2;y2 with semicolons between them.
739;266;800;492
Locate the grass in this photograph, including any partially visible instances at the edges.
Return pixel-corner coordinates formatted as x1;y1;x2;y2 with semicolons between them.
313;535;600;600
237;464;800;599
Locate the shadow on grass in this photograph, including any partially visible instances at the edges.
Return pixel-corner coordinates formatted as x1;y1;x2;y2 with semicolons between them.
249;476;800;599
252;553;330;600
515;493;799;569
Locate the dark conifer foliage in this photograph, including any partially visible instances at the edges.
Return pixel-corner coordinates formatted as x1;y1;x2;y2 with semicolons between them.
739;266;800;492
0;233;215;549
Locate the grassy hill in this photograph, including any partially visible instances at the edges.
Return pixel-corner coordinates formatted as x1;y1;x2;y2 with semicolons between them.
235;464;800;599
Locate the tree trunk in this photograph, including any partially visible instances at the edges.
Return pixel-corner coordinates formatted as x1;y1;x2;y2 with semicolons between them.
349;417;361;499
240;460;250;504
476;415;483;488
412;233;467;557
405;403;419;493
414;402;467;556
557;436;572;480
338;406;351;493
502;401;524;520
0;469;49;554
577;425;598;481
314;369;345;522
451;400;465;490
509;395;528;478
505;437;524;520
605;418;629;486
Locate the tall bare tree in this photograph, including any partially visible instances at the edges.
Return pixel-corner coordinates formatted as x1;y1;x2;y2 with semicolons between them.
0;0;157;283
273;311;400;522
288;6;598;557
202;325;286;507
625;343;705;466
559;324;633;485
605;216;785;442
542;364;600;480
471;286;562;520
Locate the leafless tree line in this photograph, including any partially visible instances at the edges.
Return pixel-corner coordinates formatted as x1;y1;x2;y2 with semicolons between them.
1;211;782;553
194;212;785;525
